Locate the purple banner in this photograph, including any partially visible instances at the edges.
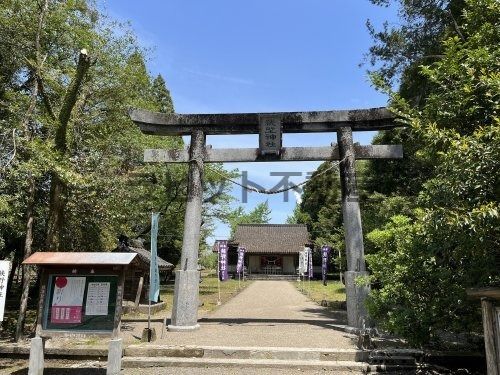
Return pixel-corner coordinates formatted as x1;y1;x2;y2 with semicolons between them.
321;246;331;286
218;240;229;281
236;247;245;274
308;248;313;279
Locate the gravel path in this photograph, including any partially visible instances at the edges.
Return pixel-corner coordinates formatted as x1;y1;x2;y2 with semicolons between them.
145;280;357;349
0;281;358;373
0;359;360;375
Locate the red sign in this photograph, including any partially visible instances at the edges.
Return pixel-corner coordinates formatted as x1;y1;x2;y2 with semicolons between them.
51;276;85;324
51;306;82;324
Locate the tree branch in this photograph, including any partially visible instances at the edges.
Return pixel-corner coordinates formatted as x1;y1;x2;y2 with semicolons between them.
134;179;185;238
55;49;91;152
0;129;17;173
450;11;465;42
37;76;56;121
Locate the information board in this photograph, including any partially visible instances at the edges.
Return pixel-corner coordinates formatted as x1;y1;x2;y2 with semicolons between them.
43;274;118;332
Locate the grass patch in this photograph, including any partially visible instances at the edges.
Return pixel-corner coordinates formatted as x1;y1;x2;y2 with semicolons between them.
295;279;346;309
124;271;251;318
201;274;251;313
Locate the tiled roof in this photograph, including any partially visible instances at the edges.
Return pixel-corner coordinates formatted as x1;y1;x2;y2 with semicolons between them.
230;224;311;254
117;243;174;271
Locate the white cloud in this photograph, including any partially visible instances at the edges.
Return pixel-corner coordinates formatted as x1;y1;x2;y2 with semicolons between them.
183;67;255;86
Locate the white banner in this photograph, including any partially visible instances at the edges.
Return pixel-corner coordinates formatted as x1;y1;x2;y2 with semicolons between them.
0;261;11;321
299;249;309;276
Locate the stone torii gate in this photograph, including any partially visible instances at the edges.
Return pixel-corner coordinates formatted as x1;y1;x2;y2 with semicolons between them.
129;107;403;331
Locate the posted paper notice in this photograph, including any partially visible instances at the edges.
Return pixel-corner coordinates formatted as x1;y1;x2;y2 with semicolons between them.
51;276;86;324
85;282;110;316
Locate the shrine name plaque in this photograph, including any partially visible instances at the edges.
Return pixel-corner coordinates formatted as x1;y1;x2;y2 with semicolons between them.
258;115;282;155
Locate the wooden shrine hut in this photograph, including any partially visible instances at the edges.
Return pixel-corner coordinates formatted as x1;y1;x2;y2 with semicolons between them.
224;224;312;279
115;238;174;306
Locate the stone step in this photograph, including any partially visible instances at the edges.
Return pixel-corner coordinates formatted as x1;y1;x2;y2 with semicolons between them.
122;356;377;372
370;355;417;366
124;344;369;362
245;275;298;280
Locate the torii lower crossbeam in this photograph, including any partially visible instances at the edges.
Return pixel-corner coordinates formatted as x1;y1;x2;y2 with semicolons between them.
144;144;402;163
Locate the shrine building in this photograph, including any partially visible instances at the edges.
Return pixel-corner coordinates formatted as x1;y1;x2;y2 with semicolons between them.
221;224;312;279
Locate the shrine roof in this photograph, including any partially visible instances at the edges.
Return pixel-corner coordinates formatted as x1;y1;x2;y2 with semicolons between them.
115;243;174;271
23;252;137;266
229;224;312;254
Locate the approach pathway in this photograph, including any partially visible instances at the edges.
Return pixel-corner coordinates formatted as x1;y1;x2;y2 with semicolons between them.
150;280;357;349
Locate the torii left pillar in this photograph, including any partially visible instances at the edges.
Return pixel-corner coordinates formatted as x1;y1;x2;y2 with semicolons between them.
168;130;205;331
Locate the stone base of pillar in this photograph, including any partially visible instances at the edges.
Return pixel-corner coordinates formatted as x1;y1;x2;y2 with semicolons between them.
107;338;123;375
167;323;201;332
345;271;370;329
28;336;44;375
168;269;200;331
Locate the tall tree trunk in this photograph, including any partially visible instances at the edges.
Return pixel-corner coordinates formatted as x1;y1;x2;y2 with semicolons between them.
15;0;50;341
45;173;65;251
15;177;35;342
45;50;91;250
6;258;17;297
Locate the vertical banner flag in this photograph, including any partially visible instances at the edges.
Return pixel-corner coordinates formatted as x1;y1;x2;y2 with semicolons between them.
236;247;245;274
149;212;160;302
321;246;331;286
308;248;313;280
0;261;11;321
298;250;306;276
218;240;229;281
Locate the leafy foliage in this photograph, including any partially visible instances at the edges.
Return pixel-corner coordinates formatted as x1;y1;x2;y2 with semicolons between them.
0;0;233;270
365;0;500;345
226;201;271;236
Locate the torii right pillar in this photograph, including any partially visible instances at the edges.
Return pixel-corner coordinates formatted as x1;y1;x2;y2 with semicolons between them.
337;126;370;329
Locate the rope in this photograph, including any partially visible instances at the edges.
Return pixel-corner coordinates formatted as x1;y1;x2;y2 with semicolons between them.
187;148;352;195
198;158;342;195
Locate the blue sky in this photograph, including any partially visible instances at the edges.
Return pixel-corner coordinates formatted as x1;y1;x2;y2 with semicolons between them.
101;0;398;241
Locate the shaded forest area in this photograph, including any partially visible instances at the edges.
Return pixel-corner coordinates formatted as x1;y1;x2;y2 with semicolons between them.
0;0;237;340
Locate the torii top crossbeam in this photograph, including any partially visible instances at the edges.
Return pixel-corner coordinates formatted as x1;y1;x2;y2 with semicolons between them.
129;107;399;136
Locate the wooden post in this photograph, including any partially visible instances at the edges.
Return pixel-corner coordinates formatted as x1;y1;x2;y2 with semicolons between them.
337;127;369;329
481;298;499;375
35;268;47;337
134;276;144;308
168;130;205;331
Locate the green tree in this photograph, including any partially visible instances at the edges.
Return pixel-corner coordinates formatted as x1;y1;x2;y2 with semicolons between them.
0;0;188;339
152;75;174;114
365;0;500;345
226;201;271;236
366;0;466;101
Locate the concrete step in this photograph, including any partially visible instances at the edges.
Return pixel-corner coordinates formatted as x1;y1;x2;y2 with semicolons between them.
245;275;298;280
370;355;416;366
122;356;376;372
124;344;369;362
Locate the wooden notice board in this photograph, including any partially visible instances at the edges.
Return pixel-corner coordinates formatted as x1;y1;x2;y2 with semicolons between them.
42;274;118;332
